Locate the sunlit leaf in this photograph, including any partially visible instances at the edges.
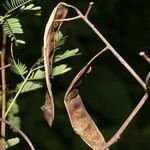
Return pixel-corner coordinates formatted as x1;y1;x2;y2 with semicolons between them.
52;64;71;77
54;48;79;62
31;6;41;11
55;31;67;49
33;69;45;80
2;18;24;45
16;39;26;44
6;137;20;148
16;81;43;93
24;4;34;10
9;58;28;77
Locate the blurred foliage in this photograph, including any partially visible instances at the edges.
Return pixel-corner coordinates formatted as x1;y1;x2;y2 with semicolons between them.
1;0;150;150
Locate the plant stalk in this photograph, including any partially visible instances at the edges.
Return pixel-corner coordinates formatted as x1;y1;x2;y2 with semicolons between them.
1;31;7;150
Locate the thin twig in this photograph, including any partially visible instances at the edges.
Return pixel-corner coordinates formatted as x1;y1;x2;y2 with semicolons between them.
60;2;146;89
4;56;44;117
85;2;94;17
103;93;149;149
139;51;150;64
1;31;7;150
10;43;15;60
83;16;146;89
0;64;11;70
4;71;32;118
57;2;148;149
54;16;81;22
0;119;35;150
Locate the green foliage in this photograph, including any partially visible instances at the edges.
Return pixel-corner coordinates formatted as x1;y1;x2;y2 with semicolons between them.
2;18;25;45
15;81;43;93
9;58;28;79
31;69;45;80
55;31;67;49
6;137;20;148
23;4;41;11
6;30;80;119
54;48;80;62
0;1;81;149
1;0;41;45
3;0;34;14
7;99;21;131
52;64;72;77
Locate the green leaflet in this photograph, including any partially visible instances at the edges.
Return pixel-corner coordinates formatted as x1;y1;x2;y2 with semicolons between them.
6;137;20;148
54;48;79;62
15;81;43;93
32;69;45;80
55;31;67;49
52;64;71;77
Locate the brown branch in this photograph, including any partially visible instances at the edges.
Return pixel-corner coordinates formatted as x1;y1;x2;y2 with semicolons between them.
55;2;148;149
0;64;11;70
1;31;7;150
85;2;94;17
58;2;146;89
0;119;35;150
103;93;149;149
139;51;150;64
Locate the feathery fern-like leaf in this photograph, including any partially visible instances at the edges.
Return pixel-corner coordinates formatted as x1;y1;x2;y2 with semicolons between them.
54;48;80;62
15;81;43;93
2;18;25;44
9;58;28;78
3;0;33;14
55;31;67;49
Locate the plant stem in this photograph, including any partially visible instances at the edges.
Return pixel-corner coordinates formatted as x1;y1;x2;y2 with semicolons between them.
103;93;149;149
4;70;32;118
4;56;42;118
0;119;35;150
1;31;7;150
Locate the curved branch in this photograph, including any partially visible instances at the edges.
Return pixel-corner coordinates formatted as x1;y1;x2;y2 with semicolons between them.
103;93;149;149
0;119;35;150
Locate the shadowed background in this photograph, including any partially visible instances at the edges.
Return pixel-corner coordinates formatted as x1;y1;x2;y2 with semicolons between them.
4;0;150;149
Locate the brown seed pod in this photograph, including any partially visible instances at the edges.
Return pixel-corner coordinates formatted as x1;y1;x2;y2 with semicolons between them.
42;3;68;126
64;47;109;150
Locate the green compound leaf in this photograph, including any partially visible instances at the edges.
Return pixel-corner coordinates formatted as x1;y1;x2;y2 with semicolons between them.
52;64;71;77
6;137;20;148
2;18;24;45
54;48;79;63
55;31;67;49
9;58;28;77
15;81;43;93
3;0;33;13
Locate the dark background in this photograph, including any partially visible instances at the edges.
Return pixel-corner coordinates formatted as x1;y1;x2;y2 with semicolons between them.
3;0;150;149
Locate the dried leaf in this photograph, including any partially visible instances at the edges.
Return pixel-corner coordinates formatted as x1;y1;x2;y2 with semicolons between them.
64;47;108;150
41;92;54;126
42;3;68;126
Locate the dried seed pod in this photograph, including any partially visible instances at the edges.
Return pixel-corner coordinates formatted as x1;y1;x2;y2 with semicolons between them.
42;3;68;126
64;47;109;150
